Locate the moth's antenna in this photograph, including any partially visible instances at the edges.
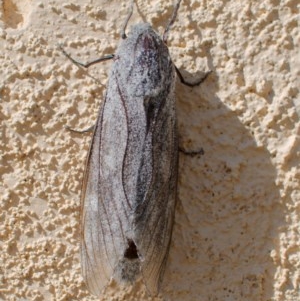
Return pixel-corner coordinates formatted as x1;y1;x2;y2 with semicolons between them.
163;0;182;44
121;0;135;39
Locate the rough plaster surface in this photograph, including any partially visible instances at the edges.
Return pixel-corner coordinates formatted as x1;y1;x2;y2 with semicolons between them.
0;0;299;300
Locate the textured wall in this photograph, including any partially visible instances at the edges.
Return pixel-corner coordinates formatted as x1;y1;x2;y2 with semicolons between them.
0;0;299;300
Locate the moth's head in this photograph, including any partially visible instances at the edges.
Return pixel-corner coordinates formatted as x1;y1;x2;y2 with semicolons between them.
116;23;174;97
123;23;168;56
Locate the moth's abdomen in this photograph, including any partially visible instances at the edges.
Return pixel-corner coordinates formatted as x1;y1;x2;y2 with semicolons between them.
113;239;140;284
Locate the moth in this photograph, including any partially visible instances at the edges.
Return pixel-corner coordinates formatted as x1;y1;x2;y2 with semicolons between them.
61;0;209;297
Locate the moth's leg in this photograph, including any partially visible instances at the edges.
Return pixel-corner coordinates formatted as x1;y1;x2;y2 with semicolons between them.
65;124;95;134
58;45;109;133
176;67;212;87
177;67;211;155
121;0;134;39
163;0;182;44
58;44;114;68
162;0;211;85
179;146;205;157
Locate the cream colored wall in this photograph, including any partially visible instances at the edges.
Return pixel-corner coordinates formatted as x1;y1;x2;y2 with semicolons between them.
0;0;299;300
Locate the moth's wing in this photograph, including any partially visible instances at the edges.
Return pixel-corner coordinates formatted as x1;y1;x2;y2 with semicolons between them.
80;81;131;297
134;94;178;295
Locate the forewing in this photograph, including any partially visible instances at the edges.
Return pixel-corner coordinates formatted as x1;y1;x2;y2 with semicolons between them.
80;74;131;296
134;92;178;294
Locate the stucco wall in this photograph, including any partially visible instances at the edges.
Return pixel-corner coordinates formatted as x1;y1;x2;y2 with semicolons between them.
0;0;299;300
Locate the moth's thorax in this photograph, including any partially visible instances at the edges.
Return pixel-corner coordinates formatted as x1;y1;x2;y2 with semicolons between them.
113;23;174;97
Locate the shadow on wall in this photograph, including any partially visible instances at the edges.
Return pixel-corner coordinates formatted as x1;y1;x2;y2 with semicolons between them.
162;69;284;301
